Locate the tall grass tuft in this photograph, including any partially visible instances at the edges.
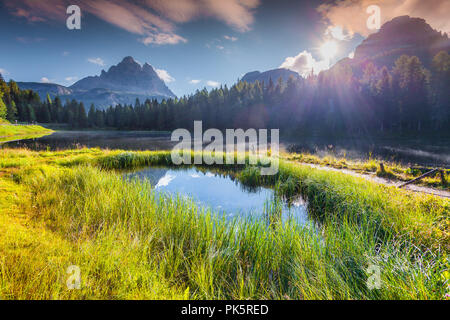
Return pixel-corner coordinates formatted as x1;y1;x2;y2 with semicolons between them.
0;149;448;299
1;165;444;299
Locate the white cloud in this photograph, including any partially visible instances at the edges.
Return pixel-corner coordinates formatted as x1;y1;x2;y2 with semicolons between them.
318;0;450;40
65;76;78;82
206;80;220;87
16;36;45;43
325;26;352;41
189;79;201;84
155;68;175;83
280;50;330;77
224;35;238;41
62;51;70;56
40;77;51;83
87;57;105;66
216;45;225;50
155;173;175;188
141;33;187;45
0;68;10;76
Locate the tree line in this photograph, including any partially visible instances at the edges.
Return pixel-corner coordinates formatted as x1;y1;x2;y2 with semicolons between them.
1;51;449;135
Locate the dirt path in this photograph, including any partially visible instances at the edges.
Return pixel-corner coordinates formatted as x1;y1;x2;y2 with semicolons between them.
294;161;450;198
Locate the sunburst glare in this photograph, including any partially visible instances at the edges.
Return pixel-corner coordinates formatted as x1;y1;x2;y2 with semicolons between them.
320;41;338;60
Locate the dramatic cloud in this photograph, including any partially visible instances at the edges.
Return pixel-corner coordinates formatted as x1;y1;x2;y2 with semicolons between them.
87;57;105;66
147;0;260;32
189;79;201;84
155;68;175;83
318;0;450;40
206;80;220;87
5;0;260;45
280;51;330;77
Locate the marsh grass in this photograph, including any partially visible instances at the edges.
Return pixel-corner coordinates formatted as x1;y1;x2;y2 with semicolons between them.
0;148;449;299
286;152;449;190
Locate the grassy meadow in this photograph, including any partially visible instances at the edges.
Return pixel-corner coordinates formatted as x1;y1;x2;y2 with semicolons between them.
0;123;53;142
0;148;449;299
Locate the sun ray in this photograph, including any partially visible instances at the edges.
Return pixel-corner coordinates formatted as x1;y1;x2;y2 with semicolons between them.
320;41;338;60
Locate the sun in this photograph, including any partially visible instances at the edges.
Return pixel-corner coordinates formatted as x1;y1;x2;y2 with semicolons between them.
320;41;338;60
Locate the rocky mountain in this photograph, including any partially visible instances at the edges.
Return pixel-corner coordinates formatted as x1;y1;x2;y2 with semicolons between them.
18;56;175;109
241;68;301;84
71;56;174;97
338;16;449;74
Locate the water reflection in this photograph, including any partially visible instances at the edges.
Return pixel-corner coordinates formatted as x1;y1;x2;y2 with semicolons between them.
127;167;308;225
1;130;175;151
286;137;450;167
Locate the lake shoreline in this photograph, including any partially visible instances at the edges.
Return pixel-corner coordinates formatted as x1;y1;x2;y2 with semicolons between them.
0;124;53;142
0;148;448;299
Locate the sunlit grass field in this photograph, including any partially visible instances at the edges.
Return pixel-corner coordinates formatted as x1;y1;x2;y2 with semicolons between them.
0;148;448;299
0;124;53;142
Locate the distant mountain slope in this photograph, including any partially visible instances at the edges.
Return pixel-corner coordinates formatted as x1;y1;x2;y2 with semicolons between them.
18;56;176;109
338;16;450;74
16;82;73;98
242;68;301;84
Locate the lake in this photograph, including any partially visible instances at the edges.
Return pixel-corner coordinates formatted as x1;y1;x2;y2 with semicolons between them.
127;166;309;224
1;130;449;167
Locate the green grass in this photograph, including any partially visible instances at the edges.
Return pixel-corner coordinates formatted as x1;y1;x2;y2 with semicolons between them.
0;124;53;142
285;152;449;190
0;148;449;299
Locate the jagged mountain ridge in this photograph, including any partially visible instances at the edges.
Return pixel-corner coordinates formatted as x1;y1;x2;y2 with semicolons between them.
71;56;174;97
17;56;175;109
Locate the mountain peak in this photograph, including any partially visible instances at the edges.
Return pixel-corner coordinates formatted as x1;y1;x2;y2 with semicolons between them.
67;56;175;107
351;15;450;68
121;56;137;64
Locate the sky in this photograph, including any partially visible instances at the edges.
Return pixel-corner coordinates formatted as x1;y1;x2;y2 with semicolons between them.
0;0;448;97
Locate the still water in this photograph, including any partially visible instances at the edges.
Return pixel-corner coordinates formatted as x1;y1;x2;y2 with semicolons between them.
128;167;308;224
2;130;449;167
1;130;175;151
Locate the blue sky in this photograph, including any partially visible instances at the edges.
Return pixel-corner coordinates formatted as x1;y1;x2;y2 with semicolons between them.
1;0;446;97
